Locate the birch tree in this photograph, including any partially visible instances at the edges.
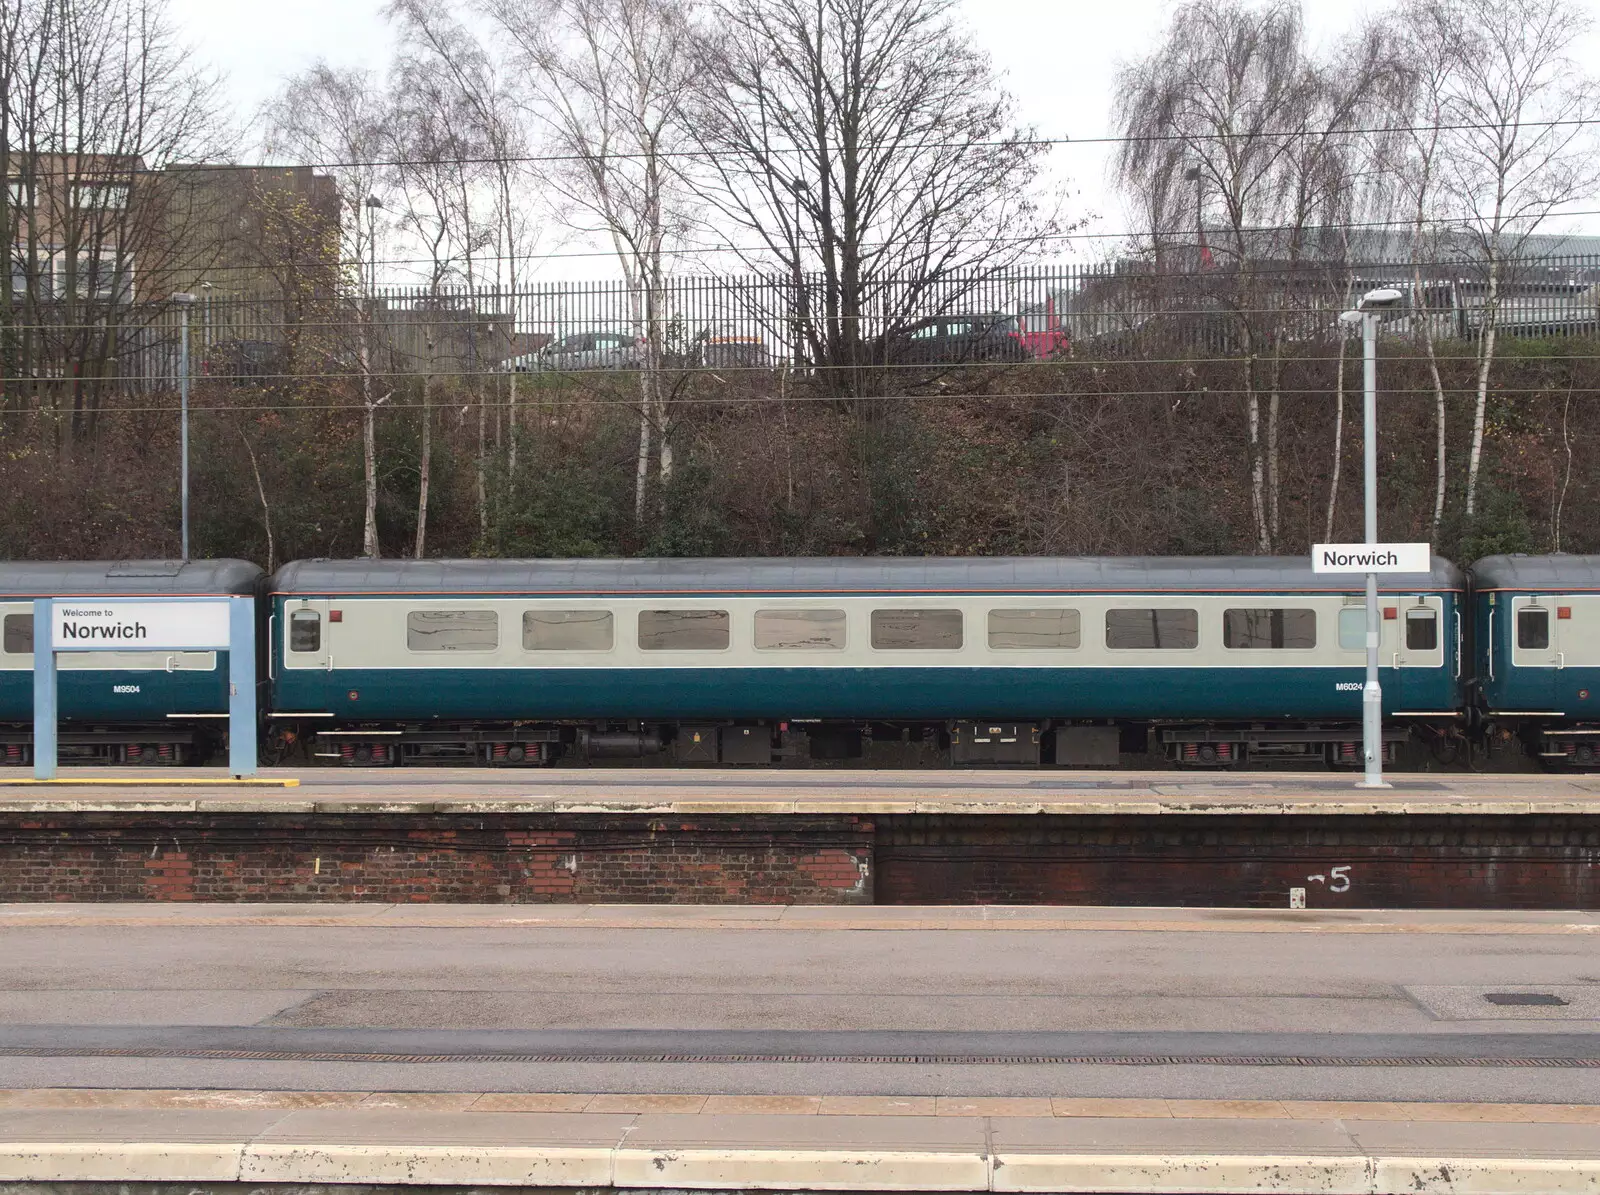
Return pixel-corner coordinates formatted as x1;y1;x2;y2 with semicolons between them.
386;0;534;499
1116;0;1394;551
1428;0;1599;520
485;0;697;522
264;65;392;558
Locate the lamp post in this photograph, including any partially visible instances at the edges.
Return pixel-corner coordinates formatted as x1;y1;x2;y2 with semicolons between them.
170;291;196;560
1338;286;1403;788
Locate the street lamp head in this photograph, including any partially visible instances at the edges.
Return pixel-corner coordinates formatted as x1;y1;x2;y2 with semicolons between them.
1359;287;1403;309
169;292;196;304
1338;309;1363;325
364;195;383;209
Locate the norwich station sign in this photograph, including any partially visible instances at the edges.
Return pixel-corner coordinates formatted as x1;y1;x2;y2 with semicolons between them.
50;600;231;651
1311;543;1432;574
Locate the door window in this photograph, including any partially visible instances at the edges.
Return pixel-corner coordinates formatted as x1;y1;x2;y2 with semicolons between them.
1517;607;1550;650
288;610;321;653
1405;608;1438;651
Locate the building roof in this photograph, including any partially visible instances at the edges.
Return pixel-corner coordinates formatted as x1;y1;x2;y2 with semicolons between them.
1471;554;1600;591
271;556;1464;595
0;560;263;597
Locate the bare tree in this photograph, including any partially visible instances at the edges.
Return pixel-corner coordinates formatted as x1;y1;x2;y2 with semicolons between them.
1426;0;1599;520
387;0;535;507
0;0;223;440
264;64;392;558
383;48;487;558
486;0;697;522
687;0;1053;398
1115;0;1393;552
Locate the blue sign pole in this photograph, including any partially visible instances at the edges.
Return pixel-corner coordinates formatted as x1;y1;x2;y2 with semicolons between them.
32;599;56;781
228;596;257;778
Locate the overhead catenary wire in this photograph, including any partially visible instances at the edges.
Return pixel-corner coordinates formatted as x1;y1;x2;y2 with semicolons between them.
5;385;1599;415
35;115;1594;177
22;207;1599;273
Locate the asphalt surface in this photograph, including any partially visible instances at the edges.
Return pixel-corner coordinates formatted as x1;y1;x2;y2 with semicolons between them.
3;911;1599;1101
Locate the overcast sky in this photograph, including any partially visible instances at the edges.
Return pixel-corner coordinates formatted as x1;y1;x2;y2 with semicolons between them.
166;0;1600;279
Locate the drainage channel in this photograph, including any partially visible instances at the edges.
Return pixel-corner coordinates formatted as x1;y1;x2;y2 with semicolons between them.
3;1045;1599;1067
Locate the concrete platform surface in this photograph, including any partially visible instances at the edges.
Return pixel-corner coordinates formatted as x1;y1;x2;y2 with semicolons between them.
0;1090;1598;1192
3;902;1598;932
5;766;1600;814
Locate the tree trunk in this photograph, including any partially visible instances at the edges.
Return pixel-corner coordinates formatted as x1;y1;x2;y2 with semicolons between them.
1325;333;1347;543
415;358;433;559
239;427;275;574
1414;263;1449;538
360;317;380;558
1244;359;1270;552
634;384;652;524
476;380;488;540
1464;258;1501;518
1266;347;1282;546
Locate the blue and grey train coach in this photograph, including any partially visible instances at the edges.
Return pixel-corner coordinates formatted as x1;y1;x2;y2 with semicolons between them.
1473;554;1600;767
0;559;264;766
264;555;1467;768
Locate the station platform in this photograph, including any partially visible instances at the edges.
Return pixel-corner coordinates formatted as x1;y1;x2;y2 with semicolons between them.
5;766;1600;815
1;769;1595;908
2;1087;1599;1193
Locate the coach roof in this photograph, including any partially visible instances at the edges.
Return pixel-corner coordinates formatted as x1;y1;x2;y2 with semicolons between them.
1472;554;1600;591
271;556;1465;595
0;559;263;597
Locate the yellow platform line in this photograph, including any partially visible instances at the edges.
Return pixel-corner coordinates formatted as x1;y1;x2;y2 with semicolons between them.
0;778;299;788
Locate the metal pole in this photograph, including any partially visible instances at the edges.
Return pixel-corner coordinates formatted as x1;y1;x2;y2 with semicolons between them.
179;303;190;561
1359;309;1387;788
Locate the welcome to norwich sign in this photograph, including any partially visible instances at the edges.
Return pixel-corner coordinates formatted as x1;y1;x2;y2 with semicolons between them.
50;600;231;651
1311;543;1432;574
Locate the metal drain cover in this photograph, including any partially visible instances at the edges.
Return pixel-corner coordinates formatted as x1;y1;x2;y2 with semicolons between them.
1484;992;1570;1006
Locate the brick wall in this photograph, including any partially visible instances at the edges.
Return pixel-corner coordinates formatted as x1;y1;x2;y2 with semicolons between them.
2;811;1595;907
0;814;874;904
875;815;1600;908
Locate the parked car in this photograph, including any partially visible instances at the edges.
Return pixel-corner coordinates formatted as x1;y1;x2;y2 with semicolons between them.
881;314;1031;366
202;339;285;383
504;331;646;373
696;333;771;369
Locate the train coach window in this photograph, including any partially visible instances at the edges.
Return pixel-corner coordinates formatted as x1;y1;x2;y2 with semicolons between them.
1517;607;1550;650
639;609;730;650
988;608;1080;650
1223;608;1316;650
523;610;613;651
287;609;320;653
755;609;847;650
1406;608;1439;651
407;609;498;652
1106;608;1198;650
871;609;963;650
2;613;32;654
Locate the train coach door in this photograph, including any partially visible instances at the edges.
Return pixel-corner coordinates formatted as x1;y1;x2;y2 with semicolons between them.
1391;599;1445;710
1510;597;1560;710
279;599;332;710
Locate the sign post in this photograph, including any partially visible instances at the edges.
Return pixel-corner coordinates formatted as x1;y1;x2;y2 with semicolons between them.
1312;542;1432;789
33;597;255;780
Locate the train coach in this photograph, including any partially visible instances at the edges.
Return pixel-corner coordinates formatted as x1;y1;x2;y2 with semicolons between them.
265;555;1467;768
0;559;264;766
1473;554;1600;767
